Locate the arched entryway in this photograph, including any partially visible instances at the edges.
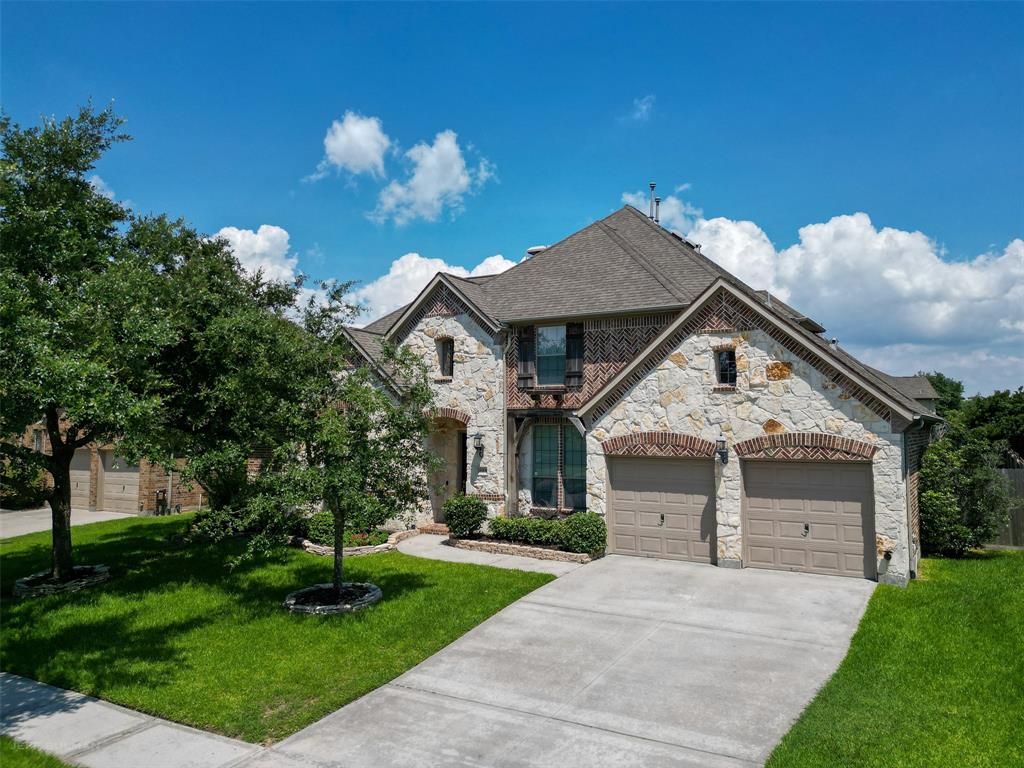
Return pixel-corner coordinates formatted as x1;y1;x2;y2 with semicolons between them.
426;410;471;523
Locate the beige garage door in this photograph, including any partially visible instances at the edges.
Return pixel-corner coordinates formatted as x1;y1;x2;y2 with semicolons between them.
70;449;91;509
743;461;874;578
608;457;716;562
101;452;140;514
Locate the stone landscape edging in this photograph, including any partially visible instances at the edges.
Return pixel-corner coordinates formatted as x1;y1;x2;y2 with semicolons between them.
445;537;599;563
290;528;419;558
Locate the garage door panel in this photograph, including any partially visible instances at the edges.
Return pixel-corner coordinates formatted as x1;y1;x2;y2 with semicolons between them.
743;460;875;579
608;457;715;563
101;452;140;514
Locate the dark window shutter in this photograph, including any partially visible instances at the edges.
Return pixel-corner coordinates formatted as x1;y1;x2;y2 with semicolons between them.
565;323;584;387
517;327;536;389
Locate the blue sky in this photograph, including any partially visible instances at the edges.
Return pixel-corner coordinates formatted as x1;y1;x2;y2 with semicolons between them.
3;2;1022;393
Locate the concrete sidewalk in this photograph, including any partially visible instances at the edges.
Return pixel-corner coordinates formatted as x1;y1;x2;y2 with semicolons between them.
0;508;134;540
398;532;584;576
0;673;259;768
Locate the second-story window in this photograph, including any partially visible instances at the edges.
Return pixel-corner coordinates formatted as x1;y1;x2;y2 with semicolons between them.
716;349;737;386
438;338;454;378
536;325;566;385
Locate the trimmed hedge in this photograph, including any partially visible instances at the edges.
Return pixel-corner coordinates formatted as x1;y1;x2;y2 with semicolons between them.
443;495;488;538
489;512;606;555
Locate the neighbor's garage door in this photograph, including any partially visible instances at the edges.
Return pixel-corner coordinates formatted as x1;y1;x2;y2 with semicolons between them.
70;449;91;509
101;451;140;514
742;461;874;579
608;457;715;562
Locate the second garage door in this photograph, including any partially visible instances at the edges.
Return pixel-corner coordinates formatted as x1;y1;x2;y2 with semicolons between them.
743;461;874;579
101;451;140;514
608;457;716;562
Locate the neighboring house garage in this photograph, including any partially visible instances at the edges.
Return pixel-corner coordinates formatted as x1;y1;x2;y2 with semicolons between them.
99;451;141;514
70;448;92;510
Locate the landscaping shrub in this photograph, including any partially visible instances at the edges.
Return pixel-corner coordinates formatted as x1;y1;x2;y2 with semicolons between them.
0;461;46;510
303;510;388;548
558;512;607;554
489;516;561;546
489;512;607;554
443;494;488;538
305;510;335;547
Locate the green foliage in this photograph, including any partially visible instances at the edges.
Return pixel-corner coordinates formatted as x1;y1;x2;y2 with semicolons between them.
0;104;183;577
489;515;561;546
302;510;388;548
443;494;489;538
558;512;608;554
0;460;46;509
919;436;1010;556
488;512;607;554
956;386;1024;458
922;371;964;418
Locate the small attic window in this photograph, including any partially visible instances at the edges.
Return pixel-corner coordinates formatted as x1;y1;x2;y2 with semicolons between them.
438;338;454;378
716;349;737;386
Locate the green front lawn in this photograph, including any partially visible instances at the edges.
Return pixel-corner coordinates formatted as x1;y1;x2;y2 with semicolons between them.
768;550;1024;767
0;736;73;768
0;516;552;743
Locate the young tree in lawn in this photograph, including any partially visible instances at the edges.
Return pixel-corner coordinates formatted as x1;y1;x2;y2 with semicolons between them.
0;106;175;580
293;284;434;598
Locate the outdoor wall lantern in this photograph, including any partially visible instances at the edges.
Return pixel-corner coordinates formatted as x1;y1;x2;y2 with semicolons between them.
473;433;484;453
716;435;728;465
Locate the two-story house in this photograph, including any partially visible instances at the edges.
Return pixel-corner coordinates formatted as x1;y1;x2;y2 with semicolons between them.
343;205;940;585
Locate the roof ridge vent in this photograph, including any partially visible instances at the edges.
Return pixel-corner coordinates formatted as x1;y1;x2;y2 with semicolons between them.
525;245;548;258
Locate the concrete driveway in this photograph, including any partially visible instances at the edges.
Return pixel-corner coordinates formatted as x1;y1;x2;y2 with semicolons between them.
0;508;133;539
255;555;874;768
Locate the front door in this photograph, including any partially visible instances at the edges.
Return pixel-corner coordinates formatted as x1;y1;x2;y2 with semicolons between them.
427;423;468;523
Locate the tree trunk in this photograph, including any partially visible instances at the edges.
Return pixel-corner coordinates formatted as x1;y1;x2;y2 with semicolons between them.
49;448;75;581
332;498;346;597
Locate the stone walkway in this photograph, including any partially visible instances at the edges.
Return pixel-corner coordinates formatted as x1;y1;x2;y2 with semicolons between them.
398;533;585;576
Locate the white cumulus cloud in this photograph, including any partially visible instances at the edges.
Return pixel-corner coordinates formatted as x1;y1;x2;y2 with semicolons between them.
351;252;516;322
308;111;391;181
88;174;115;200
214;224;298;284
373;130;493;226
623;189;1024;393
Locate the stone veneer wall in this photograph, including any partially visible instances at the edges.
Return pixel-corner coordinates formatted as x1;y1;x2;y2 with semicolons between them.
587;328;911;584
400;312;506;523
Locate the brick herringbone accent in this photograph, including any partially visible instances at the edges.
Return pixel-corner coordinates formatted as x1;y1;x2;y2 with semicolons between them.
733;433;877;462
506;313;675;410
588;289;895;424
601;432;716;458
430;406;471;425
392;282;495;344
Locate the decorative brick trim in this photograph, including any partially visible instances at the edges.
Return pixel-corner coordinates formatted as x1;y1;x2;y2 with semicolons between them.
469;492;504;502
589;289;895;425
601;432;716;458
430;406;471;426
506;313;676;411
734;432;878;462
392;282;495;344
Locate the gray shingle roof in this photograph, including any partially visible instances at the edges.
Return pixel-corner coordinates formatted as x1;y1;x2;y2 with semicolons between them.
346;204;935;419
